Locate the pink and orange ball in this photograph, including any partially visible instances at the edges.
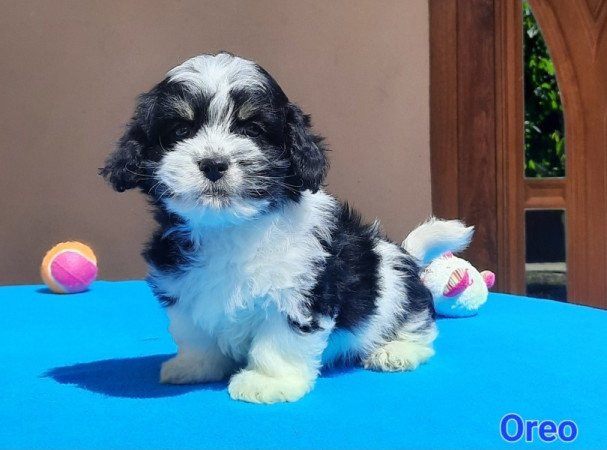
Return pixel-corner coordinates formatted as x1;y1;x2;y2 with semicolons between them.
40;242;98;294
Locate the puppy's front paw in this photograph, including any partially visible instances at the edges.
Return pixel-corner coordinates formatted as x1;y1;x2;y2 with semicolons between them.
160;354;218;385
228;369;312;404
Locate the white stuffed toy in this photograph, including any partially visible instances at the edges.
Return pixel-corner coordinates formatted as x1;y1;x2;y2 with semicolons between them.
421;252;495;317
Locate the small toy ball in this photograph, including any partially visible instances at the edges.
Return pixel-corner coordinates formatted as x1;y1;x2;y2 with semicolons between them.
40;241;98;294
421;252;495;318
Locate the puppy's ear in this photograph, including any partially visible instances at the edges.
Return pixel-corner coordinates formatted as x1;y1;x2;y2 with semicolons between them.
99;123;147;192
285;103;328;193
100;92;156;192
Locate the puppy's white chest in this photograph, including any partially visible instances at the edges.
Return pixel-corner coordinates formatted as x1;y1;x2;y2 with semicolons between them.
151;192;337;359
168;231;282;318
159;203;330;322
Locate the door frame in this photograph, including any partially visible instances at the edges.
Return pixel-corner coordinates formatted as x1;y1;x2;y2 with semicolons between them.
430;0;607;309
430;0;514;292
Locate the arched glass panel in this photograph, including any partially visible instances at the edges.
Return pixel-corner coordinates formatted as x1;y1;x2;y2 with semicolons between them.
523;1;565;178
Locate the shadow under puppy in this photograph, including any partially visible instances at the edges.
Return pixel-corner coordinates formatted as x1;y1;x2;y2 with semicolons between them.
101;53;473;404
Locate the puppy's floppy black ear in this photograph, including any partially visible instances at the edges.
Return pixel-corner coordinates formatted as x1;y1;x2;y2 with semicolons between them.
285;103;329;193
100;88;159;192
99;122;147;192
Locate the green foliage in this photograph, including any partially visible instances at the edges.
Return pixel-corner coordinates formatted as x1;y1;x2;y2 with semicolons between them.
524;1;565;178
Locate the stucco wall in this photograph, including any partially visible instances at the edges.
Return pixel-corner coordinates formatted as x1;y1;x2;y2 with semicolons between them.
0;0;430;283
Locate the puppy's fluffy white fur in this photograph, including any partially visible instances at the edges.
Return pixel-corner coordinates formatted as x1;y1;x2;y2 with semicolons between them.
101;53;473;403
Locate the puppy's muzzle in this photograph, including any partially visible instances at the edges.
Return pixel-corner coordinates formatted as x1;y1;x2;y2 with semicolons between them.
198;158;230;182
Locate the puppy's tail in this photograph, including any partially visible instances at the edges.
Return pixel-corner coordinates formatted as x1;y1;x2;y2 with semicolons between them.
402;217;474;266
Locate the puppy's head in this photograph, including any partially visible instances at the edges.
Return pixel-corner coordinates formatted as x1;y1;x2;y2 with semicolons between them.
101;53;328;224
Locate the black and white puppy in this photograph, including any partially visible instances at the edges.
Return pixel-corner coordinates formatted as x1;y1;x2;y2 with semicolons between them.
101;53;473;404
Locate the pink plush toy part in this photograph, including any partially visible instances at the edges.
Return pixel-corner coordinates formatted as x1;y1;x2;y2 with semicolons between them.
421;252;495;317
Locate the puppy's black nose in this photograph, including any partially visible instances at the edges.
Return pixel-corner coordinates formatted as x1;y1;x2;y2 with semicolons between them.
198;158;229;182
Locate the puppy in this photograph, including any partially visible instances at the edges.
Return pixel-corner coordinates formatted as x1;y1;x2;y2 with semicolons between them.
101;53;473;403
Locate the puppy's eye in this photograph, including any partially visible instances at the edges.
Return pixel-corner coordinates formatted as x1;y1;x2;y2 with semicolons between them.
242;123;263;138
171;123;194;140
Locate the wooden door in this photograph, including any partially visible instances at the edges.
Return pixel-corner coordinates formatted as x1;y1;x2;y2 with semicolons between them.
526;0;607;307
430;0;607;309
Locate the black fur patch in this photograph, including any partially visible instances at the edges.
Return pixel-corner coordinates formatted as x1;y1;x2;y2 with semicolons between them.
309;203;381;330
288;316;322;334
284;103;329;194
142;205;194;307
143;207;191;268
393;256;436;321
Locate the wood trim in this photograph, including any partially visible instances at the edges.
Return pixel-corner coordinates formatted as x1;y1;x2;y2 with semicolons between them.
524;179;566;209
495;0;525;294
430;0;498;277
528;0;607;308
528;0;583;303
431;0;527;295
456;0;498;273
430;0;459;220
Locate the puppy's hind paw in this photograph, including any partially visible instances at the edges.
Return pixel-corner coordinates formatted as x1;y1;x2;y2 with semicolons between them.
363;340;435;372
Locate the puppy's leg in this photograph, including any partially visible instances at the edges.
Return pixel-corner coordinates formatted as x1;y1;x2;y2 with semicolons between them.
161;309;236;384
228;313;333;404
363;315;437;372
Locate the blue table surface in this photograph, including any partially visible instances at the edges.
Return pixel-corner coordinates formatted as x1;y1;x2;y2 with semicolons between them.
0;280;606;449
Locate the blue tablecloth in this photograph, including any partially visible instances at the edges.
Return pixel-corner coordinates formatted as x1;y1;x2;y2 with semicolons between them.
1;281;605;449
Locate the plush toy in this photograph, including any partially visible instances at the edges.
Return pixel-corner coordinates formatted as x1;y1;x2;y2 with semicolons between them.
421;252;495;317
41;241;98;294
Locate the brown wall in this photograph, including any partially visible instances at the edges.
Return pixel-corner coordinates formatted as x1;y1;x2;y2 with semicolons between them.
0;0;431;285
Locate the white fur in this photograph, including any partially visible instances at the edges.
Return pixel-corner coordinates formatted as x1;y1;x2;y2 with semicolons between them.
228;311;335;403
167;53;266;97
402;217;474;265
153;191;339;402
154;190;336;333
